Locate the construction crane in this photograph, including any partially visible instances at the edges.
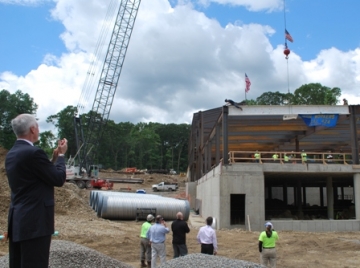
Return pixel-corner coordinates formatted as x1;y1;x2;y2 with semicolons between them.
68;0;142;188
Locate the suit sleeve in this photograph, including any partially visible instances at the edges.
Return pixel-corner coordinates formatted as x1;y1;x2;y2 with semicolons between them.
185;223;190;233
31;149;66;187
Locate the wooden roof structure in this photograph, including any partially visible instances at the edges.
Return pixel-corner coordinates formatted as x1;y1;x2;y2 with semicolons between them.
188;105;360;181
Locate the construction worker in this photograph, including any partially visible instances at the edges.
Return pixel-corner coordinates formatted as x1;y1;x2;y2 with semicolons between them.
301;150;307;163
254;150;261;163
259;222;279;268
284;153;289;163
290;151;296;164
272;152;279;162
140;214;154;267
326;150;333;163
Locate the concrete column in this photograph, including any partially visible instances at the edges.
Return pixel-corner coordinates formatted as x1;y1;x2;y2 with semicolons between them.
283;184;288;204
296;179;302;213
222;106;229;165
302;187;307;205
320;186;324;207
268;186;272;199
327;177;334;219
215;123;220;164
353;174;360;219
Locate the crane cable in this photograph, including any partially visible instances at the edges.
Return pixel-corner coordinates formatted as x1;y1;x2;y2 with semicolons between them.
283;0;290;94
77;0;119;115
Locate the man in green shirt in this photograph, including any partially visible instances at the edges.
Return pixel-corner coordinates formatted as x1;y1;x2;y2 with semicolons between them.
301;150;307;163
272;153;279;162
140;214;154;267
284;153;289;163
254;151;261;163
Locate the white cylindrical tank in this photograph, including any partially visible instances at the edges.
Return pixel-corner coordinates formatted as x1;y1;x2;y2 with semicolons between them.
100;195;190;221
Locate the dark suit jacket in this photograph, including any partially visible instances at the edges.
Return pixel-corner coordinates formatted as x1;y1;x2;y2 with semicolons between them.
5;140;66;242
171;219;190;244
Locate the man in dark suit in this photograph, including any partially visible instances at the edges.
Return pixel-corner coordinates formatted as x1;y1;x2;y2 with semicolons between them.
5;113;68;268
171;211;190;258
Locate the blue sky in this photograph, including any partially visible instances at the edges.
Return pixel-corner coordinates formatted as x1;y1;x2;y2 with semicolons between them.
0;2;65;75
1;0;360;131
198;0;360;61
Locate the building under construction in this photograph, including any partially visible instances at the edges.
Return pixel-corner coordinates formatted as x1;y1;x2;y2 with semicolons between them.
186;104;360;232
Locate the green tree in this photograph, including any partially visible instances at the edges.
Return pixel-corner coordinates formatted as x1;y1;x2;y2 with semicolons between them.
241;99;257;105
0;90;38;149
256;91;293;105
37;131;57;158
98;121;135;170
153;123;190;172
291;83;341;105
46;105;78;157
131;122;161;170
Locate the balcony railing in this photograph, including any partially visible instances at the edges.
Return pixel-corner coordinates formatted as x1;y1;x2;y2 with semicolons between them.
228;151;354;165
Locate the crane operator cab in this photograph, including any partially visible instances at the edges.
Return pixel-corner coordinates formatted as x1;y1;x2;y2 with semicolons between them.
89;165;99;178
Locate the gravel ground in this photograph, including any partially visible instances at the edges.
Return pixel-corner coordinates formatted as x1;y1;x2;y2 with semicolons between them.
158;253;265;268
0;240;132;268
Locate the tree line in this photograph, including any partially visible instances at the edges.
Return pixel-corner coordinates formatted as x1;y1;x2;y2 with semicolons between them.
0;90;190;172
243;83;341;105
0;83;342;172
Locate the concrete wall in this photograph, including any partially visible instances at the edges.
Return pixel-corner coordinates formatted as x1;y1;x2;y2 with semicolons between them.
186;182;197;210
196;163;360;232
196;163;265;230
271;220;360;232
220;164;265;231
196;163;222;228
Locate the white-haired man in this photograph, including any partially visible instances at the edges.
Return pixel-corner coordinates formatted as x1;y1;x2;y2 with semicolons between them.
5;113;68;268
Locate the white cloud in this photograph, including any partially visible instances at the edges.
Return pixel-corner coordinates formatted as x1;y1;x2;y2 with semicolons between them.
1;0;360;134
196;0;283;11
0;0;51;5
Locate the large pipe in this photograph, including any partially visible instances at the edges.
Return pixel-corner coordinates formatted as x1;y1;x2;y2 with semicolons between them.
90;191;162;211
99;195;190;221
95;193;167;217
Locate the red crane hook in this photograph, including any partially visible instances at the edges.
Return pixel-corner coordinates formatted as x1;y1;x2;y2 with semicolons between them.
284;48;290;59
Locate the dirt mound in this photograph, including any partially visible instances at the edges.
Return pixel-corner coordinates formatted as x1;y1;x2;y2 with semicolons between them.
0;146;94;233
54;183;93;216
0;147;10;233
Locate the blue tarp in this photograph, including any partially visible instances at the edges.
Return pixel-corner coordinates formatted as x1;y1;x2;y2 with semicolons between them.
299;114;339;127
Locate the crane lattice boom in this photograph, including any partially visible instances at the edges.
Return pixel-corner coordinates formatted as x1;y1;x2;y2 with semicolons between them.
75;0;141;174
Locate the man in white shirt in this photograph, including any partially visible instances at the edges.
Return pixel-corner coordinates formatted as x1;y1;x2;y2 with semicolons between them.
196;216;218;255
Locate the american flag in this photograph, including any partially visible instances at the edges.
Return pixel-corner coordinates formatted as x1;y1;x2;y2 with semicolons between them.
245;73;251;93
285;29;293;43
245;74;251;93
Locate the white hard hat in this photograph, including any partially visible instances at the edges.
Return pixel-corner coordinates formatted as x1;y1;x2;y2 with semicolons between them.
147;214;154;221
265;222;273;228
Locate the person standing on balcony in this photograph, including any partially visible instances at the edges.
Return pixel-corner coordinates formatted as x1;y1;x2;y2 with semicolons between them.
254;150;261;163
326;150;333;163
272;152;279;162
301;150;307;163
283;153;289;163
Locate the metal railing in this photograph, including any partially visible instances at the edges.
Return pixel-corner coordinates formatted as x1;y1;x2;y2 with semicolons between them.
228;151;353;165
